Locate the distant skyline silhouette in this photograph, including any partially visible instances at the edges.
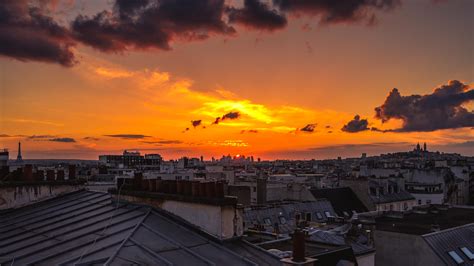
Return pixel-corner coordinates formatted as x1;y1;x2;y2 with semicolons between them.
0;0;472;159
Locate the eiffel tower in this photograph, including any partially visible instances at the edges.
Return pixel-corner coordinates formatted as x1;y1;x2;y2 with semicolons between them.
16;142;23;163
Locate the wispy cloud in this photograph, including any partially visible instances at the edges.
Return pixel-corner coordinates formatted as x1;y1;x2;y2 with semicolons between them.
104;134;151;139
49;137;76;143
142;140;183;145
5;118;63;127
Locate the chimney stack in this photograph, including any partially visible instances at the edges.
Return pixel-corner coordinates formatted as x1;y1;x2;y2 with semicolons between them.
281;229;317;266
292;229;306;262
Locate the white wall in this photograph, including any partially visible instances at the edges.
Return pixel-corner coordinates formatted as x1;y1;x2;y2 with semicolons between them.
0;184;84;210
118;195;243;240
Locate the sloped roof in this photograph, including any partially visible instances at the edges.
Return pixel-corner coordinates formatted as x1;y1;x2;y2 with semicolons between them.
423;223;474;266
310;187;368;216
369;190;415;204
0;190;264;265
242;200;336;233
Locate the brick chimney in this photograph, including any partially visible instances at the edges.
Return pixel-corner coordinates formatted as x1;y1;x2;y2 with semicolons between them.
281;229;317;266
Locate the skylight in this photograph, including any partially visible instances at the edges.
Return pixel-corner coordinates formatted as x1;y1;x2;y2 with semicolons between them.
460;247;474;260
448;251;464;264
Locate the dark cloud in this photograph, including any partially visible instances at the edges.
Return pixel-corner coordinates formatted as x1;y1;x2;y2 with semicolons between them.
71;0;235;53
241;129;259;134
27;135;55;140
0;134;11;137
104;134;151;139
191;120;202;128
0;0;403;66
273;0;400;25
222;111;240;120
375;80;474;132
444;141;474;148
0;1;76;66
309;142;410;151
213;111;241;125
83;137;100;141
342;115;369;133
142;140;183;144
227;0;287;31
49;137;76;143
300;123;317;132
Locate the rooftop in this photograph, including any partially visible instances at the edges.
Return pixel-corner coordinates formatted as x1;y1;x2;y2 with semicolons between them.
374;205;474;235
310;187;368;216
0;190;266;265
423;223;474;266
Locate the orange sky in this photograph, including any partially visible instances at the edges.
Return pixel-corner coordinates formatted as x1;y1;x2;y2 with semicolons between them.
0;0;473;159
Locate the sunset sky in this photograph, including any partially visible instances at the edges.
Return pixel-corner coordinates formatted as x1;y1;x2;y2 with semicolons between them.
0;0;473;160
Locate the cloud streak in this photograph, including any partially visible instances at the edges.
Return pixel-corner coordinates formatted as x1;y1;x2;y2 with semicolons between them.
49;137;76;143
104;134;151;139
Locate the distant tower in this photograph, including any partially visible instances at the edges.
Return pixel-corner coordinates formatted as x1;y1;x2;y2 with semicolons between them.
423;142;427;152
16;142;23;162
416;143;421;152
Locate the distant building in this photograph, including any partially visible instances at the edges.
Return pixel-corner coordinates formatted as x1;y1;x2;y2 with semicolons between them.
0;149;9;179
342;177;417;212
99;150;162;167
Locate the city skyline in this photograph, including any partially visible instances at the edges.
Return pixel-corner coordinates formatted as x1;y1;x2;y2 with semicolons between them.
0;0;473;159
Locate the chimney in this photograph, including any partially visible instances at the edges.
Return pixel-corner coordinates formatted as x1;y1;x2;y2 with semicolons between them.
68;164;76;180
56;170;65;181
191;180;200;196
281;229;317;266
256;177;267;205
23;164;33;181
35;170;44;181
148;179;156;192
46;170;55;181
292;229;305;262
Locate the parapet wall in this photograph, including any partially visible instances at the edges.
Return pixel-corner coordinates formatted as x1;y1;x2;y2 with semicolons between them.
0;181;85;210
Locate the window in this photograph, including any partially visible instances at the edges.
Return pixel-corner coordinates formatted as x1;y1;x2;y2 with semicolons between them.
315;212;323;220
403;203;408;210
448;251;464;264
343;211;350;217
279;216;287;225
460;247;474;260
295;214;301;221
324;211;332;218
426;200;431;204
418;200;422;205
253;187;256;192
389;204;393;211
263;218;272;225
305;213;311;221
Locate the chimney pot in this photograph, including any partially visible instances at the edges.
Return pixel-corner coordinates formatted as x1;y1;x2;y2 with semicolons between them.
177;180;184;194
199;182;206;197
191;181;200;196
184;180;192;195
292;229;306;263
148;179;156;192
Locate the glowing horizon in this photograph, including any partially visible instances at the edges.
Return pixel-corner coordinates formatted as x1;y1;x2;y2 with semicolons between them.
0;0;473;160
